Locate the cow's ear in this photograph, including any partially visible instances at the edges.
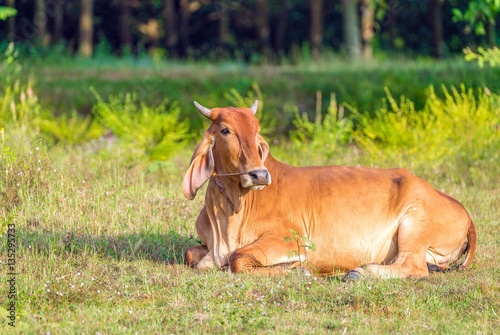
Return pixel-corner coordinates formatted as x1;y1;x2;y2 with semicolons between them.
257;134;269;163
183;135;214;200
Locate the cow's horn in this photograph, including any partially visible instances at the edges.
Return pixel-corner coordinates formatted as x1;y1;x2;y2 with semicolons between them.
194;101;211;119
250;100;259;114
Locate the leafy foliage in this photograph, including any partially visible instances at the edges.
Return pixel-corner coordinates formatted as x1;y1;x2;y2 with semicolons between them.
0;44;41;134
91;89;190;161
354;85;500;184
290;93;353;159
283;228;317;269
37;111;104;145
452;0;500;36
0;6;17;21
464;46;500;67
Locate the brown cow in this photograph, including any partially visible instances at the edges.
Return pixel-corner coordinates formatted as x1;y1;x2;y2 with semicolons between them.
182;101;476;279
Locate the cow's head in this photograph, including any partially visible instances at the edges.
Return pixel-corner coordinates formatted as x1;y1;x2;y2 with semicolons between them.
183;101;271;200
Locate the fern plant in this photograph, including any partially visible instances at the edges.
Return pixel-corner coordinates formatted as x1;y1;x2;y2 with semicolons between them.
91;89;190;161
283;229;317;269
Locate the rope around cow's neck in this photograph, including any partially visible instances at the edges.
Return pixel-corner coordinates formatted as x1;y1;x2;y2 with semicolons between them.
211;171;247;212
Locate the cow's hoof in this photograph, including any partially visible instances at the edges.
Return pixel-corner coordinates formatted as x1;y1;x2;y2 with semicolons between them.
342;270;363;282
295;267;311;277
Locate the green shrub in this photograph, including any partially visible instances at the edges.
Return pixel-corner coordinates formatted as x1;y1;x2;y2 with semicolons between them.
354;84;499;185
37;111;104;145
290;93;353;159
464;46;500;67
91;89;190;161
0;44;41;132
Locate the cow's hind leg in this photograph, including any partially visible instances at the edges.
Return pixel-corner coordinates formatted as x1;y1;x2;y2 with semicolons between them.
342;249;429;280
343;212;432;280
184;245;209;268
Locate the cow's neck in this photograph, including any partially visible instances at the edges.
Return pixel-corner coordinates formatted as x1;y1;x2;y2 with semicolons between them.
204;153;284;268
205;175;248;267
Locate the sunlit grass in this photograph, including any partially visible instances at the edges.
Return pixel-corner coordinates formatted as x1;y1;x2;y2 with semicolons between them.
1;131;498;334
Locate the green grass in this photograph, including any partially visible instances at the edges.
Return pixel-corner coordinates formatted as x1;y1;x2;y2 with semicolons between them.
0;129;499;334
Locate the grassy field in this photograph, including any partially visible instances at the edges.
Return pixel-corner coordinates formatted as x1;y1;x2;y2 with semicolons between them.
1;57;499;334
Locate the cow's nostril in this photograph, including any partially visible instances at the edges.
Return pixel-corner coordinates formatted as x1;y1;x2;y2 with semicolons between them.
248;169;270;183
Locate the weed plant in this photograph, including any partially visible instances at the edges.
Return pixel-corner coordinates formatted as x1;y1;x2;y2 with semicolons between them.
353;85;499;187
91;89;190;161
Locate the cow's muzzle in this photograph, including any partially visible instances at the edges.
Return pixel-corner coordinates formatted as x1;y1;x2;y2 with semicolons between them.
245;169;271;190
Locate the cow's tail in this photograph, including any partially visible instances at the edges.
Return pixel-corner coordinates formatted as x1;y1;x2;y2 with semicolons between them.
427;218;477;273
460;218;477;268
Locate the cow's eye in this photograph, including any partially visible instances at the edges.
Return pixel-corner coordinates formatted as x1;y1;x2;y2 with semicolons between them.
221;128;230;136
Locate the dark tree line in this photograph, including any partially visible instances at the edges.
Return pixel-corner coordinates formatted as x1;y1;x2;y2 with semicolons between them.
1;0;497;60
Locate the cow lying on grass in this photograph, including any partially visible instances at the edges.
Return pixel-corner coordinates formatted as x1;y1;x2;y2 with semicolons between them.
183;101;476;280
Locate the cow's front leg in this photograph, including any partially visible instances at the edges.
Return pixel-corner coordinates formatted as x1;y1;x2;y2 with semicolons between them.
228;238;305;275
184;245;209;268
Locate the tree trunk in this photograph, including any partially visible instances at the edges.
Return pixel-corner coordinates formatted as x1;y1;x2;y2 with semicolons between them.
7;0;16;41
274;0;289;56
429;0;444;59
35;0;47;46
309;0;324;58
179;0;190;58
486;20;496;47
119;0;132;53
53;0;64;45
360;0;374;60
342;0;361;59
78;0;94;57
255;0;271;60
218;5;230;56
163;0;179;57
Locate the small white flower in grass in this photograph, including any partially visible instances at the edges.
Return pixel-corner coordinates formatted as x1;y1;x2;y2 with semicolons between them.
129;309;133;315
47;289;50;292
97;290;100;294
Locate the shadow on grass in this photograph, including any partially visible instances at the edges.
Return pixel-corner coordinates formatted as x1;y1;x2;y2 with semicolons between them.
20;229;198;264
